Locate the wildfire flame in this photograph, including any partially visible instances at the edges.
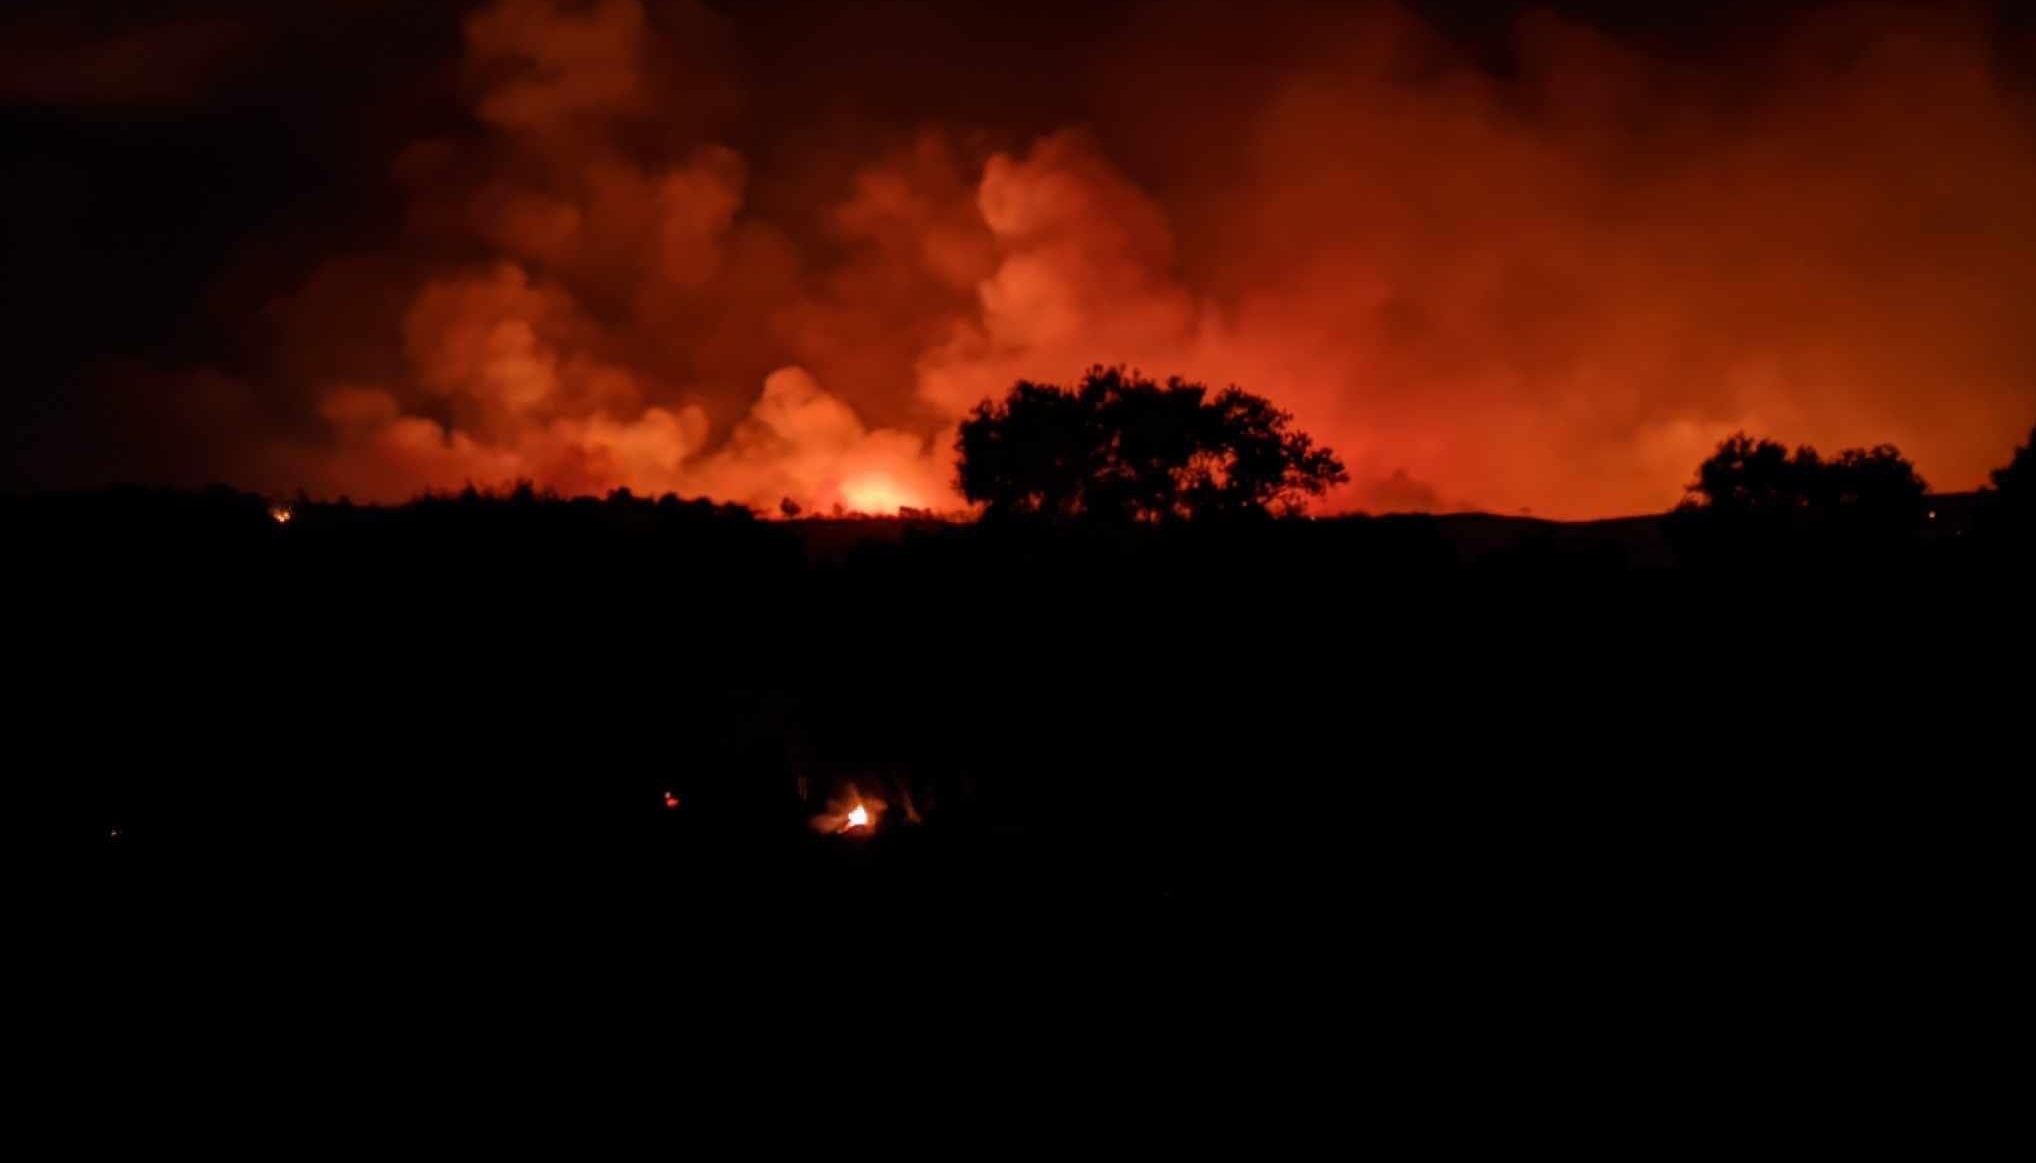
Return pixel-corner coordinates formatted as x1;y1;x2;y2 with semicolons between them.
839;476;915;515
812;785;884;835
268;503;294;525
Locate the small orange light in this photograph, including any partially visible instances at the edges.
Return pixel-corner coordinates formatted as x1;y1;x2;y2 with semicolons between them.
663;791;681;810
811;788;883;835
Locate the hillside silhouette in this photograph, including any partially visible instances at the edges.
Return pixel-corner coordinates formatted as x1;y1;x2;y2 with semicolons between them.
18;423;2025;1103
23;416;2027;914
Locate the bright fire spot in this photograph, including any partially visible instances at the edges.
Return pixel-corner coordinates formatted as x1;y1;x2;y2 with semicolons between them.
812;786;884;835
663;791;681;810
839;476;915;515
269;503;294;525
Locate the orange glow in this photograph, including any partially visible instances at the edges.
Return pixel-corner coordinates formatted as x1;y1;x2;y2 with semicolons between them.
269;503;294;525
839;476;916;515
78;3;2036;518
812;785;884;835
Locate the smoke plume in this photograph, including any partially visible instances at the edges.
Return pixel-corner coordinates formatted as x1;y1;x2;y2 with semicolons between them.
17;0;2036;516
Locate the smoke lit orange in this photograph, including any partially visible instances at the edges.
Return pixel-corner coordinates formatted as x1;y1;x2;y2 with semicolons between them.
28;1;2034;518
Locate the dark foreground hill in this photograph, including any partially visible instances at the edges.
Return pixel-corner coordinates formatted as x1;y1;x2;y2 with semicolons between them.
13;486;2026;1120
16;485;2022;900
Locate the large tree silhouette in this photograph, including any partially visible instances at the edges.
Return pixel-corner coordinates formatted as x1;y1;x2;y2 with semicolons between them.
1677;432;1929;568
1685;434;1824;516
956;367;1347;521
1686;433;1924;520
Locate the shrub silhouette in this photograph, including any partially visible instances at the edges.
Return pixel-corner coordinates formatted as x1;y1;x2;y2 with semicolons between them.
1685;433;1924;522
1991;426;2034;510
1676;432;1929;564
1993;427;2034;493
1981;423;2036;548
1684;434;1824;516
956;366;1347;522
1819;445;1927;530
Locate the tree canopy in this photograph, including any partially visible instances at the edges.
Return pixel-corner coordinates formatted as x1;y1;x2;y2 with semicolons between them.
955;367;1348;522
1687;434;1823;516
1992;425;2034;503
1686;432;1925;522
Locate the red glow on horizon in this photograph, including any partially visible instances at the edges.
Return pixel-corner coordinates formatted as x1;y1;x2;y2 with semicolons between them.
838;476;918;515
67;1;2035;519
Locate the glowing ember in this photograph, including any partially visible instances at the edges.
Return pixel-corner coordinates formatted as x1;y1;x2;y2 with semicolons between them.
810;786;885;834
268;503;294;525
839;476;914;515
663;791;681;810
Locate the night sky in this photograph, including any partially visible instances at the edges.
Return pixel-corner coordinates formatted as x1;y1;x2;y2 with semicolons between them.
7;1;2035;516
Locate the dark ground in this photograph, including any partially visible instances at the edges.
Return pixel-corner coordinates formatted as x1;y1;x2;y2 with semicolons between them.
11;487;2026;1123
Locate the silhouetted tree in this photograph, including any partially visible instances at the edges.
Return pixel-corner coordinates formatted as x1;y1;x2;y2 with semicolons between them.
1982;424;2036;547
956;366;1347;521
1992;425;2035;507
1819;445;1927;528
1684;433;1823;516
1686;433;1924;521
1676;432;1928;564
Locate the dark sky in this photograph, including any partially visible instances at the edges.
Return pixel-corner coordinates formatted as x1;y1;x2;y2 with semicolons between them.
6;1;2034;513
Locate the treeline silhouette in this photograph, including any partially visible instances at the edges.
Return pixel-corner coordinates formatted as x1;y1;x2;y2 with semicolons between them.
958;367;1348;521
16;402;2032;938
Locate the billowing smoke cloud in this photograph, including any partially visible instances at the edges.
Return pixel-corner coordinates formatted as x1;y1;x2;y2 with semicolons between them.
257;0;964;510
22;0;2036;516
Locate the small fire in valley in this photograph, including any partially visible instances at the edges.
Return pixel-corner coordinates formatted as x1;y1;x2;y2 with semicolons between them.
269;503;294;526
812;785;884;835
